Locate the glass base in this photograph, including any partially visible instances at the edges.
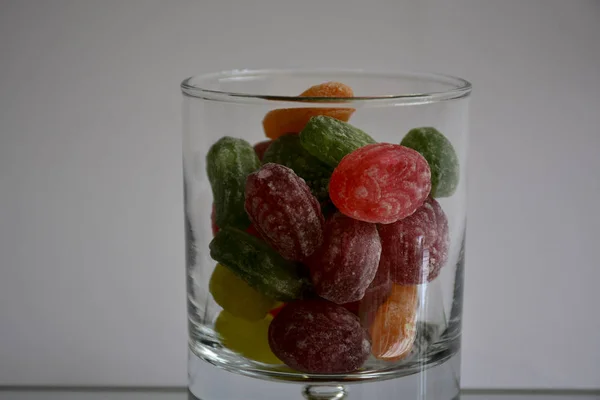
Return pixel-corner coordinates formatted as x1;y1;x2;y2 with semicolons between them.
188;348;461;400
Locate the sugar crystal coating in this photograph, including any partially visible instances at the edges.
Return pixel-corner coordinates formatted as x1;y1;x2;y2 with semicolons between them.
378;197;449;284
262;82;355;140
300;116;376;168
329;143;431;224
206;137;261;230
306;213;381;304
245;163;325;261
209;227;309;301
262;134;333;201
268;300;370;373
401;127;459;198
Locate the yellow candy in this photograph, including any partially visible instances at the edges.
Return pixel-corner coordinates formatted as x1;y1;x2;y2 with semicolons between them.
215;311;281;364
209;263;278;321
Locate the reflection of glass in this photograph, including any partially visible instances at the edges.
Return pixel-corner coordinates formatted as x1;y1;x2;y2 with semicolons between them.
182;69;471;400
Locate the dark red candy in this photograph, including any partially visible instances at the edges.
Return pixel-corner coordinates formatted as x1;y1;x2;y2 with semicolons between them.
306;213;381;304
329;143;431;224
245;163;325;261
211;204;219;236
253;140;272;161
344;262;392;327
378;197;449;284
268;299;371;373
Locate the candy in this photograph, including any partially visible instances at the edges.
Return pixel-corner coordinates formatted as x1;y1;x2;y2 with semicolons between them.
245;163;325;261
401;127;459;198
253;140;273;161
215;311;281;364
344;262;393;327
262;82;355;140
329;143;431;224
209;263;278;321
209;227;310;301
300;116;376;168
262;134;333;201
207;137;261;230
378;197;449;284
369;284;418;361
306;213;381;304
268;300;370;373
211;203;262;239
211;204;219;235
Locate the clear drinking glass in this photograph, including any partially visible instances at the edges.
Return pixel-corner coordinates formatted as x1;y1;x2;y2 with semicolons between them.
182;69;471;400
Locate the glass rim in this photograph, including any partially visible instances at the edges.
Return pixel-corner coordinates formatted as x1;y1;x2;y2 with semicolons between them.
180;68;472;106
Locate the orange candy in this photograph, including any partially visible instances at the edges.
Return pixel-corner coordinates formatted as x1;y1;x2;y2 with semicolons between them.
262;82;355;140
369;284;418;361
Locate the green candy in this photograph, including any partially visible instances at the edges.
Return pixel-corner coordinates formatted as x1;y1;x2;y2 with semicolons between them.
209;263;278;321
300;116;376;168
262;134;333;201
401;127;460;198
206;137;261;230
209;227;309;301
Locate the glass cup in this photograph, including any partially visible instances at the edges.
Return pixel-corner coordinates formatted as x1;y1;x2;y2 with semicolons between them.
182;69;471;400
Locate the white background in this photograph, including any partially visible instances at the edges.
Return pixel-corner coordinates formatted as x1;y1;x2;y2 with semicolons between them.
1;0;599;390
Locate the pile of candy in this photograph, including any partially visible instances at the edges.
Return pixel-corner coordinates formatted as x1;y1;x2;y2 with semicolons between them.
205;82;459;374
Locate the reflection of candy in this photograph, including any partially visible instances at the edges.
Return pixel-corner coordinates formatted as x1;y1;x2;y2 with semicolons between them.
215;311;281;364
253;140;273;161
378;197;449;284
370;285;418;361
209;263;277;321
209;227;309;301
263;134;333;201
268;300;370;373
329;143;431;224
207;137;261;230
245;163;325;261
307;213;381;304
300;116;376;168
262;82;355;140
401;127;459;198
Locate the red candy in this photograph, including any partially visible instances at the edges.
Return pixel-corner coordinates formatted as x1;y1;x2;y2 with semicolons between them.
306;213;381;304
245;163;325;261
268;299;370;373
329;143;431;224
378;197;449;284
253;140;272;161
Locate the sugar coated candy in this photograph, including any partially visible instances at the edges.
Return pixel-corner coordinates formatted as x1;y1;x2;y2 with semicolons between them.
306;213;381;304
401;127;459;198
209;263;278;321
300;116;376;168
370;284;418;361
206;137;261;230
262;82;355;140
262;134;333;201
215;311;281;364
344;261;393;328
329;143;431;224
209;227;310;301
378;197;449;284
253;140;273;161
268;300;371;373
245;163;325;261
